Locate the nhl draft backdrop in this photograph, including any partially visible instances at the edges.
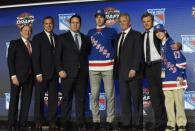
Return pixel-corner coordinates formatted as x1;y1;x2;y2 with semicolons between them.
0;0;195;120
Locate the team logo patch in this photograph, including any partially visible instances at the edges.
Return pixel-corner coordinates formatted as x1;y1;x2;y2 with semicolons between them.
104;7;120;26
58;13;75;31
147;8;165;26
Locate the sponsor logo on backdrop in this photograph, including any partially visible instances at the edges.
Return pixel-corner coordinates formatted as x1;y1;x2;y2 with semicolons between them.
192;6;195;17
6;42;10;58
181;35;195;53
16;12;34;29
147;8;165;26
104;7;120;26
58;13;75;31
184;91;195;110
143;88;151;115
5;93;10;110
89;93;106;110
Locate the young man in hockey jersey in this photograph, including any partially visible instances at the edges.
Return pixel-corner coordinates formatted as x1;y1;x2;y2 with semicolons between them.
154;24;187;131
87;9;118;130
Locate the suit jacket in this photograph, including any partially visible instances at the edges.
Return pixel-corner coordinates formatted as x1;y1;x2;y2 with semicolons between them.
55;31;91;79
32;31;57;80
114;29;142;81
7;39;32;83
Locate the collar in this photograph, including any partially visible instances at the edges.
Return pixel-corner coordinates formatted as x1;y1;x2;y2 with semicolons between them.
122;27;131;34
96;25;106;29
21;37;28;43
70;30;80;37
44;30;53;36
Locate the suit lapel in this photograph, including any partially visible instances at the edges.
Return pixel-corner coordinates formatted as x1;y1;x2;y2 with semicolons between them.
67;31;80;52
19;38;30;57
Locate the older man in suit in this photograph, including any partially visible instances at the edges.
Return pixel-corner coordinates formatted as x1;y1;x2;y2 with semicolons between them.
32;16;58;130
114;13;143;130
55;14;91;130
7;25;33;131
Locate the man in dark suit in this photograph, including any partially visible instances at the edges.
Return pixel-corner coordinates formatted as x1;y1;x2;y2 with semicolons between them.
114;13;143;130
55;14;91;130
7;25;33;130
32;16;58;129
141;12;167;130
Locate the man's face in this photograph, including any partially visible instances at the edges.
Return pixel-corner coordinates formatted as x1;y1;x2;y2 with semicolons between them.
70;17;80;32
20;25;32;40
142;16;153;31
43;18;54;33
119;16;130;31
95;15;105;27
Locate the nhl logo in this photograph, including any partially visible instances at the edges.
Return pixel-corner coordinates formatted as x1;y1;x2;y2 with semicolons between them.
192;6;195;17
104;7;120;26
16;12;34;29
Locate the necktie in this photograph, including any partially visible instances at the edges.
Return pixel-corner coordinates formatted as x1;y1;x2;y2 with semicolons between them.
118;32;126;60
74;33;80;50
26;40;32;55
146;31;151;63
49;34;55;48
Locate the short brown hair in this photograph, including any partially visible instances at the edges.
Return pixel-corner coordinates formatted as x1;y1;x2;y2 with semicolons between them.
119;13;131;22
141;12;154;22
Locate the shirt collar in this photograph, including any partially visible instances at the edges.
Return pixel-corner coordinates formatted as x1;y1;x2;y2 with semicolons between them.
96;25;106;29
21;37;28;44
44;30;52;36
70;30;80;37
122;27;131;34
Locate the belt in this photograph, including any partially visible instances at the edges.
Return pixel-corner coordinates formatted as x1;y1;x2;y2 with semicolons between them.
145;60;161;66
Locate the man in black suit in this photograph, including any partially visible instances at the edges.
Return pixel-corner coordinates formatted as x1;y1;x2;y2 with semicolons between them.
7;25;33;130
32;16;58;129
55;14;91;130
114;13;143;130
141;12;167;130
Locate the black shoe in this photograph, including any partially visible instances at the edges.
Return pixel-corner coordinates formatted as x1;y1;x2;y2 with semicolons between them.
120;125;132;130
77;124;87;131
149;124;166;130
9;126;17;131
105;122;113;130
49;122;58;130
92;122;100;130
35;122;42;129
178;125;186;131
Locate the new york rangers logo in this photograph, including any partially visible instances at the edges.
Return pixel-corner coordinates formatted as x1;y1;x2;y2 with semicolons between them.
89;93;106;111
147;8;165;26
184;91;195;110
58;13;75;31
181;35;195;53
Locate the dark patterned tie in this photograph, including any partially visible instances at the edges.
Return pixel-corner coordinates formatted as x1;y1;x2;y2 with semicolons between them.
118;32;126;61
50;34;55;48
146;31;151;63
75;33;80;50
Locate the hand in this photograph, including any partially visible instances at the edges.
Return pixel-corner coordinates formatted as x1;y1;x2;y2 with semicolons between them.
128;70;136;78
36;74;43;82
59;70;67;79
12;76;19;86
177;77;183;85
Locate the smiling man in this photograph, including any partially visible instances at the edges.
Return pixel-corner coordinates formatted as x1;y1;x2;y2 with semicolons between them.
32;16;58;130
